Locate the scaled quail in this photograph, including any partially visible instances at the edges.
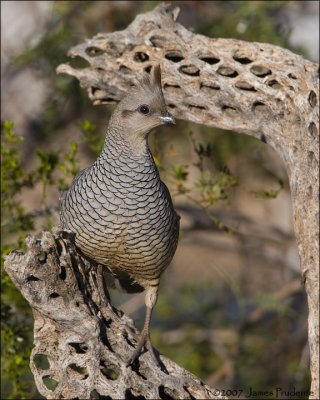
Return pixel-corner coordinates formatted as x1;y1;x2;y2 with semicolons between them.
60;65;180;366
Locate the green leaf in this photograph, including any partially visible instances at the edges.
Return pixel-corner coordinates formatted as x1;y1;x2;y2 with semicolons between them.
172;164;188;181
80;119;104;155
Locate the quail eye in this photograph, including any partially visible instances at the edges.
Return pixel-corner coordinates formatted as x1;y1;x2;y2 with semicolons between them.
138;104;150;115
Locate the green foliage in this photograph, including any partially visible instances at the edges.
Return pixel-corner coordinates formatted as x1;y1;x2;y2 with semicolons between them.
36;150;59;201
167;131;239;233
171;164;189;194
80;119;104;156
197;1;289;47
58;143;79;189
1;122;35;241
251;182;284;199
196;170;238;206
1;121;80;244
172;164;189;182
170;132;239;206
1;123;35;398
1;301;35;400
1;122;33;208
1;121;81;399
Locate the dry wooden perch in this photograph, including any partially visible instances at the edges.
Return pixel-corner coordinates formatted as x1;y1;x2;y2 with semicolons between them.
5;229;224;399
5;3;319;399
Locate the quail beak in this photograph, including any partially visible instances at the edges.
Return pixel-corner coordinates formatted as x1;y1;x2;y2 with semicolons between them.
159;112;176;125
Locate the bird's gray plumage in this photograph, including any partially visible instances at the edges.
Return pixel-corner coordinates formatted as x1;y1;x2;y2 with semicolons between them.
59;65;179;365
60;136;179;284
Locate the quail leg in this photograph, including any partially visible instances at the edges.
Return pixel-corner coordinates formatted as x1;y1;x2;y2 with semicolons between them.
127;285;160;367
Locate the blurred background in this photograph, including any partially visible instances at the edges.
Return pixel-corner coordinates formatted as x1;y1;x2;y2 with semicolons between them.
1;1;319;399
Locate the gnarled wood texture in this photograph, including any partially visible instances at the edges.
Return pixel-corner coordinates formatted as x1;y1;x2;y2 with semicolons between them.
5;3;319;399
5;230;225;399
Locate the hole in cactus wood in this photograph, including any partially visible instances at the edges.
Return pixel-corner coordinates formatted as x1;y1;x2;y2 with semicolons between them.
85;47;104;57
69;56;90;69
125;388;145;399
288;72;297;80
68;342;88;354
149;35;166;48
221;104;238;113
233;55;252;64
165;52;184;63
90;389;112;399
163;83;183;96
119;65;132;74
235;81;257;91
59;266;66;280
159;385;177;400
26;275;40;282
188;104;207;112
134;52;149;62
217;66;238;77
49;292;60;299
100;361;119;380
199;56;220;65
252;101;268;113
144;65;152;73
68;363;89;380
38;251;47;263
42;375;59;391
308;122;318;137
268;79;282;89
250;65;272;77
308;90;317;107
179;65;200;76
200;82;220;91
33;353;50;370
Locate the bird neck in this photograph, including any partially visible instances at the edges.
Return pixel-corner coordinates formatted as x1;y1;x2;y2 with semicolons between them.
100;125;152;163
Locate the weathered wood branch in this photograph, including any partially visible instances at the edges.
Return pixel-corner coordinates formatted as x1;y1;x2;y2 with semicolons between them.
5;3;319;399
4;230;224;399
